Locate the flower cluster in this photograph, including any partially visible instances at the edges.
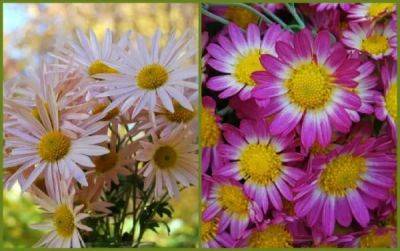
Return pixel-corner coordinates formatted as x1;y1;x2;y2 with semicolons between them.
201;3;397;248
4;28;198;247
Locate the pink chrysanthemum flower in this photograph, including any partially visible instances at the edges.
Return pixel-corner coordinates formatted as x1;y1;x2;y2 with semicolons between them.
206;23;289;101
238;217;297;248
30;179;91;248
94;30;197;120
201;96;223;172
375;61;397;141
342;22;396;60
4;88;109;190
347;3;396;22
216;119;304;213
294;136;396;235
252;29;361;148
203;178;252;239
355;226;397;248
346;61;381;122
201;202;236;248
52;28;131;78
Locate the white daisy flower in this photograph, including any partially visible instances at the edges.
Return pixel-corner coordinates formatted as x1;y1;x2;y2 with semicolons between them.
51;28;131;77
4;86;109;190
139;90;198;137
30;178;91;248
136;126;198;198
94;29;197;120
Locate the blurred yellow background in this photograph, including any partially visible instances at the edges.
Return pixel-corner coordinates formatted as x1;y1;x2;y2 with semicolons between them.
3;3;199;248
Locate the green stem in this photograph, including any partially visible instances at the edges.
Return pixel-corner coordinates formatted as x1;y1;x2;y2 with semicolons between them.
285;3;305;29
257;4;292;31
201;7;230;26
230;3;272;25
132;165;138;244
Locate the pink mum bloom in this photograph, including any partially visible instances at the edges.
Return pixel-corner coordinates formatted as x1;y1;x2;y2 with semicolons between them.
375;60;397;141
206;23;289;101
203;178;252;239
355;226;397;248
216;119;304;214
346;60;381;122
342;22;396;60
201;96;223;172
294;136;396;235
347;3;396;22
201;201;236;248
252;29;361;148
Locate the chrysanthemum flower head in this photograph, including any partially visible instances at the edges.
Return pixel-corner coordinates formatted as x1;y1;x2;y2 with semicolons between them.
252;29;362;148
356;226;397;248
347;3;396;22
94;29;197;120
375;60;397;141
342;22;396;60
136;126;197;198
216;119;304;214
4;87;109;190
30;178;91;248
52;28;131;77
206;23;289;101
294;136;396;235
203;178;253;239
201;96;223;172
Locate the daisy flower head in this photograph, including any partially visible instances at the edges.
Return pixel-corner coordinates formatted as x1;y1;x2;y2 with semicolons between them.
356;226;397;248
30;179;91;248
342;22;396;60
95;29;197;120
201;96;223;173
140;89;198;137
52;28;131;78
4;87;109;190
294;136;396;235
345;60;381;122
252;29;362;148
203;178;252;239
206;23;289;101
201;202;236;248
376;60;397;142
86;122;137;189
136;126;197;198
347;3;396;23
239;217;297;248
216;119;304;214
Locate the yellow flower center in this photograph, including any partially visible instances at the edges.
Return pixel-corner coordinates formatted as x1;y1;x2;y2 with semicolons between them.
38;131;71;162
164;101;196;123
385;83;397;121
201;108;220;148
248;224;293;248
153;145;177;169
310;143;330;155
319;154;367;197
225;6;259;29
286;62;332;110
94;152;119;174
53;204;75;238
136;64;168;90
239;143;282;185
92;103;120;121
361;35;389;56
234;50;264;86
201;218;219;243
88;60;118;76
360;228;394;248
217;185;249;218
368;3;395;18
